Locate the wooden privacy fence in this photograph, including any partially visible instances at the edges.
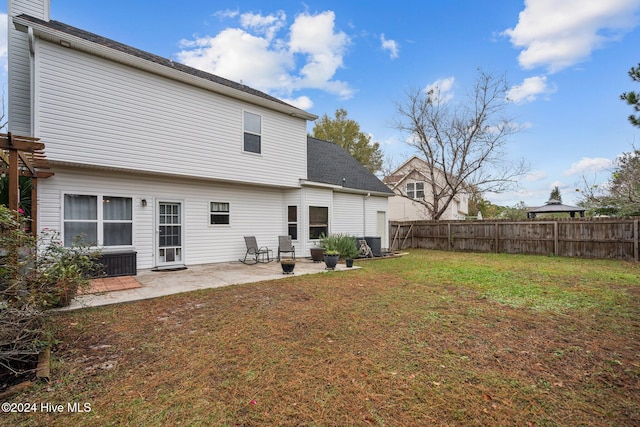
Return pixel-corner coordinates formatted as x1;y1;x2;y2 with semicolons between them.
390;218;640;261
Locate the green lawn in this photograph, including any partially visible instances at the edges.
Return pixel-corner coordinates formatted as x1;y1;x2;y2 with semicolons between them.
4;250;640;426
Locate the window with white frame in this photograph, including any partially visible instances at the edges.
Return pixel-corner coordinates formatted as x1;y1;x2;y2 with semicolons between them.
210;202;230;225
406;182;424;199
63;194;132;247
287;205;298;240
243;111;262;154
309;206;328;239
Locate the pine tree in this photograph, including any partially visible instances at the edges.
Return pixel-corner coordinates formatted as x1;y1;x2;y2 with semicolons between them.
549;186;562;203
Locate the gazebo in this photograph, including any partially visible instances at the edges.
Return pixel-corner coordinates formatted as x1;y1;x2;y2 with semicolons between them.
526;199;586;219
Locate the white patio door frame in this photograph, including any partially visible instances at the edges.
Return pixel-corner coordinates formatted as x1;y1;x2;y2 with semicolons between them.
155;199;185;268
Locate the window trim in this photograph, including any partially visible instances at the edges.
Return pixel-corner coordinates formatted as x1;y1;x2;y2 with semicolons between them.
209;201;231;226
242;110;262;154
287;205;298;241
308;205;329;240
406;181;425;200
62;193;134;249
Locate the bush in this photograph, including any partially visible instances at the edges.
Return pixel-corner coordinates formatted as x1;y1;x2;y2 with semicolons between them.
0;205;100;376
336;234;359;259
319;233;359;260
318;233;340;255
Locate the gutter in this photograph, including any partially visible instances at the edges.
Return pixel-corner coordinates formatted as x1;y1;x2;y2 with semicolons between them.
300;179;393;197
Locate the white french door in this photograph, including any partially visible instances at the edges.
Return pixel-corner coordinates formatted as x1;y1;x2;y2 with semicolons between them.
156;201;184;267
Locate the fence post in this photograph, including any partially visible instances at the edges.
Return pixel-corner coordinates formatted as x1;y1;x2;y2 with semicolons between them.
494;222;499;253
635;220;639;262
554;221;559;256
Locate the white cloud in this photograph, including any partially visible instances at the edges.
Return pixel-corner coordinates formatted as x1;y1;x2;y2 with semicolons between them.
425;77;455;104
240;11;286;41
177;10;353;103
503;0;640;73
564;157;614;176
289;11;352;97
279;95;313;110
380;34;399;59
523;170;547;182
507;75;557;103
214;9;239;20
485;188;540;206
178;29;295;93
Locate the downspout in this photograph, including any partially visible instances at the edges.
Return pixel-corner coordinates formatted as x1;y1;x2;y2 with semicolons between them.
363;192;370;236
28;26;35;136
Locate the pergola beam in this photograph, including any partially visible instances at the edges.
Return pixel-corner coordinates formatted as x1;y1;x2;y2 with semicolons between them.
8;149;19;211
0;132;53;234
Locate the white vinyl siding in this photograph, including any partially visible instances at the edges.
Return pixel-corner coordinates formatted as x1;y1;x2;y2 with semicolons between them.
33;40;308;188
7;0;49;135
39;168;290;269
332;193;364;236
364;196;388;240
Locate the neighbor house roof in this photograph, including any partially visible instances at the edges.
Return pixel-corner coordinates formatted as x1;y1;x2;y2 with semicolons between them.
383;155;443;189
306;137;394;196
383;155;467;201
13;14;317;121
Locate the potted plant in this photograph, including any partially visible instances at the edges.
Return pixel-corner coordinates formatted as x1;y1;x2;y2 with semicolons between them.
280;258;296;274
337;235;359;267
310;245;325;263
323;250;339;270
318;234;340;270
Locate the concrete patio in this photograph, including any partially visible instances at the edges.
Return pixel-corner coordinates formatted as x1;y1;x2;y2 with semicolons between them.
63;258;358;310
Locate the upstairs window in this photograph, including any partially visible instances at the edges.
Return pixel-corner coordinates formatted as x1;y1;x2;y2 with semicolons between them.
210;202;230;225
243;111;262;154
406;182;424;199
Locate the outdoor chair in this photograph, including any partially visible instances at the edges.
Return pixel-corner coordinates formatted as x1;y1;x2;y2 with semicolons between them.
240;236;272;264
277;235;296;261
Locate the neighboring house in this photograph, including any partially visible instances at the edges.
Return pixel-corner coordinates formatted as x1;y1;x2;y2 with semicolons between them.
8;0;392;273
384;156;469;221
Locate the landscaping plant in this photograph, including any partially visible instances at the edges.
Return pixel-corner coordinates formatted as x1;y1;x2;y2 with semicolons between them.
0;205;100;383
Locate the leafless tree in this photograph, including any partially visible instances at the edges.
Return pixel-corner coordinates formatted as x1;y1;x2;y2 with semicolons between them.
393;70;528;219
0;88;7;131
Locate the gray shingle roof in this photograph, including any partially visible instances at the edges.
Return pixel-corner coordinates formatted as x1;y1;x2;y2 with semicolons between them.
527;199;586;214
307;137;393;195
15;14;309;114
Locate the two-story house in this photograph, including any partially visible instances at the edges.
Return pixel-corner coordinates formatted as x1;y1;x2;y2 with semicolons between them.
8;0;393;273
384;156;469;221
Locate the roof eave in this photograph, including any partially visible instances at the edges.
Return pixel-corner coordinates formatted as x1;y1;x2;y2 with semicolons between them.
300;179;393;197
14;16;318;121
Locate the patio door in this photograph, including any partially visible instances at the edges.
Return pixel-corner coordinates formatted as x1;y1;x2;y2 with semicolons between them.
156;201;184;267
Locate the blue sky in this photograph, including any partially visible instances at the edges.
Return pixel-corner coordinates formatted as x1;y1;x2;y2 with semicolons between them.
2;0;640;207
